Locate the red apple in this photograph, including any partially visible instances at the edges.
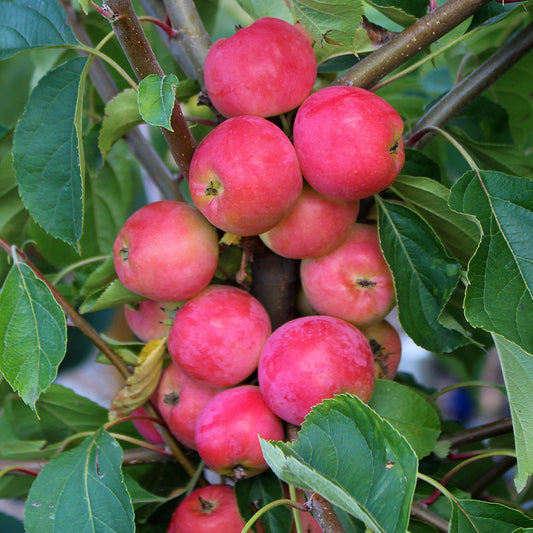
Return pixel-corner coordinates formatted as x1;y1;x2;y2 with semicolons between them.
361;319;402;380
189;115;303;236
259;184;359;259
113;200;219;301
293;86;405;201
258;315;375;426
195;385;285;479
168;285;272;387
131;405;165;446
204;17;317;118
124;300;179;342
300;223;395;328
156;362;223;449
167;484;245;533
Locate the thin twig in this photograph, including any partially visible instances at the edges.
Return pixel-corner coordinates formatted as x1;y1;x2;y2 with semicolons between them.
440;417;513;449
411;501;449;532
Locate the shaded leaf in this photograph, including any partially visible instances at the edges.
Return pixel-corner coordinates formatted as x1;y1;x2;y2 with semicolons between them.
369;379;441;459
363;0;424;28
123;473;167;506
79;279;144;314
13;56;87;247
24;429;135;533
235;0;292;22
448;171;533;355
0;0;78;60
494;334;533;492
261;394;418;533
109;338;166;420
95;334;145;366
376;199;467;353
138;74;180;131
391;175;479;265
0;261;66;409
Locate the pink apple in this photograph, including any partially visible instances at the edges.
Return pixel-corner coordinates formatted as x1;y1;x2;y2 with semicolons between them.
300;223;395;328
167;484;245;533
189;115;303;236
113;200;219;301
167;285;272;387
260;184;359;259
293;86;405;201
204;17;317;118
131;405;165;446
258;315;375;426
361;319;402;380
124;300;179;342
156;362;223;449
195;385;285;479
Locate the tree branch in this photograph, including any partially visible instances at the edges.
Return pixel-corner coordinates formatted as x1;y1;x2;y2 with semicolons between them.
407;20;533;148
334;0;493;89
103;0;197;178
410;501;449;532
441;417;513;449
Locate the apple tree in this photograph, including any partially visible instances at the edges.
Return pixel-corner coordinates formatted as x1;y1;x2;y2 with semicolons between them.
0;0;532;531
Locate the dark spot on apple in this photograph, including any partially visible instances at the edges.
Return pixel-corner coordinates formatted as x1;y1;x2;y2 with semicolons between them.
389;140;399;155
205;181;219;196
232;465;248;480
119;247;129;261
164;391;180;405
356;278;376;288
198;496;216;513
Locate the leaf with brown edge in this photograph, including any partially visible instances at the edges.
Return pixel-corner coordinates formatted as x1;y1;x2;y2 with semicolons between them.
108;338;167;420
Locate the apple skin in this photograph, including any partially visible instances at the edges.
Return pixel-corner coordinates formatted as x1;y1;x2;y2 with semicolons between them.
167;484;245;533
156;362;223;449
361;319;402;380
204;17;317;118
195;385;285;479
131;405;165;446
113;201;219;302
300;223;395;328
168;285;272;387
258;315;375;426
124;300;179;342
189;115;303;236
259;184;360;259
293;86;405;201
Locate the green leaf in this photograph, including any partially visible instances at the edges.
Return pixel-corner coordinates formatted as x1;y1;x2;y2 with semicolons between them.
448;171;533;355
261;394;418;533
450;499;533;532
138;74;180;131
391;175;479;266
99;89;143;160
236;470;292;533
363;0;424;28
13;56;87;247
235;0;293;22
24;429;135;533
0;261;67;409
80;279;145;314
123;474;167;506
494;334;533;492
0;0;78;60
376;199;467;353
369;380;441;459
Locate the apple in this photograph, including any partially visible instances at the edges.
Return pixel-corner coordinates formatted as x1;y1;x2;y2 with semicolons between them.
361;319;402;380
189;115;303;236
156;362;223;449
300;223;395;328
113;200;219;302
258;315;375;426
124;300;179;342
259;184;360;259
293;86;405;201
204;17;317;118
130;404;165;446
195;385;285;479
168;284;272;387
167;484;245;533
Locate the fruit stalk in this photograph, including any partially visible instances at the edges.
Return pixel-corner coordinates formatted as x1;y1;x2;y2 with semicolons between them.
334;0;493;89
104;0;197;178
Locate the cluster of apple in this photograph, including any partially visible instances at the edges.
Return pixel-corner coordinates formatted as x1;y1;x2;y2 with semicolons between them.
112;15;405;532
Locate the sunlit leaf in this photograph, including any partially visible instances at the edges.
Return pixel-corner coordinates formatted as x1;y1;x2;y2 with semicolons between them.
138;74;180;131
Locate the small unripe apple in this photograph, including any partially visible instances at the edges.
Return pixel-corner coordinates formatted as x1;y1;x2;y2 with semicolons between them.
168;285;272;387
195;385;285;479
259;184;359;259
189;115;303;236
258;315;375;426
124;300;179;342
167;484;245;533
300;223;395;328
361;319;402;380
113;201;219;301
204;17;317;118
156;362;223;449
293;86;405;201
